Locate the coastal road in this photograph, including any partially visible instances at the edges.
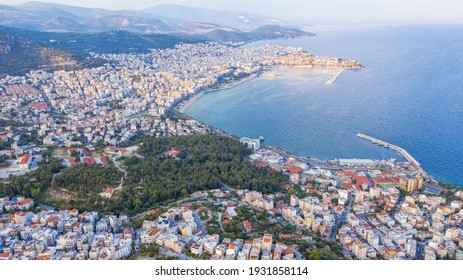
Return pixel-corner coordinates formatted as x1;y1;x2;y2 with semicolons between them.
264;145;310;163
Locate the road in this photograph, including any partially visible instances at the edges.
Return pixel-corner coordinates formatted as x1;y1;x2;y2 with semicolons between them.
293;249;304;260
416;241;426;259
219;180;235;193
263;145;310;163
193;211;206;235
112;156;128;191
159;247;191;260
330;196;353;241
38;89;55;111
133;228;141;259
38;203;55;211
217;212;227;233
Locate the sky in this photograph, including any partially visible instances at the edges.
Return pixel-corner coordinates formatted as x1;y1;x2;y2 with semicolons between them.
1;0;463;23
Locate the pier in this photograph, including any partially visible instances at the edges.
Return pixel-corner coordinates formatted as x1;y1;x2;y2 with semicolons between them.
326;68;344;84
356;133;430;178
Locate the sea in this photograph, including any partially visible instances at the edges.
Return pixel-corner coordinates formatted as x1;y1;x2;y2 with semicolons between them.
183;24;463;186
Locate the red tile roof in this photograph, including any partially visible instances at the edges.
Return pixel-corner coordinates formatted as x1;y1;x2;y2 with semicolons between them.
164;150;181;157
192;228;202;235
81;148;90;156
100;157;108;165
373;177;391;184
243;220;252;229
284;249;294;255
84;157;96;165
19;154;31;165
18;198;33;206
286;165;303;174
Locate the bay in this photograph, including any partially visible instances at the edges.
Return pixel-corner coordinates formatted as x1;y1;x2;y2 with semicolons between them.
184;24;463;186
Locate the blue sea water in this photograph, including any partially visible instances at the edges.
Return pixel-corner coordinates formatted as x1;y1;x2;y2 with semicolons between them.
184;24;463;186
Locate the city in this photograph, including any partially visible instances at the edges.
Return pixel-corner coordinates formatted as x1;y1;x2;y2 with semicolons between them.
0;0;462;267
0;43;359;148
1;135;462;260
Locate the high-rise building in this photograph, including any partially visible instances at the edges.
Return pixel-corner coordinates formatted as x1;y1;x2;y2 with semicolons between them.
400;175;424;192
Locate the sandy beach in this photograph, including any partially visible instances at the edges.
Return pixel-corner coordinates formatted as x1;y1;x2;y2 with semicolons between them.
177;73;260;114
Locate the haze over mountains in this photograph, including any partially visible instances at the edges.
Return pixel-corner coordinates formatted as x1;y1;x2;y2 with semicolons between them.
0;1;314;76
0;2;310;36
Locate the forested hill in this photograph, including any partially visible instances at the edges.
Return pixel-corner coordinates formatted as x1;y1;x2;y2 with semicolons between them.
0;28;77;76
112;134;287;214
16;134;288;214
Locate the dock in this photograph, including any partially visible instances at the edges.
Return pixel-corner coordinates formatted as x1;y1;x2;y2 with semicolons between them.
326;68;344;84
356;133;429;178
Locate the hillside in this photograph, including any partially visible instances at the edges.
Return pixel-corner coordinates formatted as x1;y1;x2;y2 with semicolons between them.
0;29;77;76
1;26;202;55
199;25;314;42
0;134;288;215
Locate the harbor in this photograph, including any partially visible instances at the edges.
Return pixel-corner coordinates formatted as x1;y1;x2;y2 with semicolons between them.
326;67;344;84
356;133;431;179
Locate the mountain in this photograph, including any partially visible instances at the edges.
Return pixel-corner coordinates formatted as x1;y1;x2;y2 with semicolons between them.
0;25;204;76
141;4;287;31
0;4;48;31
15;1;118;20
82;16;178;34
0;2;167;33
0;2;304;38
180;22;240;34
250;25;313;39
0;28;77;76
14;1;87;21
42;17;86;33
0;2;314;74
1;26;202;55
197;25;314;42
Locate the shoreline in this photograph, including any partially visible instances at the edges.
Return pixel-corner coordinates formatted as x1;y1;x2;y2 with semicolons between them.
177;65;336;114
177;71;262;114
172;71;451;188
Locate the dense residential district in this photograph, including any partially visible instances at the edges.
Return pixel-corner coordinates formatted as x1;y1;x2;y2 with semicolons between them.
0;43;462;260
0;43;359;147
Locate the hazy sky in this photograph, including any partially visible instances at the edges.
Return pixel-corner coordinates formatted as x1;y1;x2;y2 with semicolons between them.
1;0;463;23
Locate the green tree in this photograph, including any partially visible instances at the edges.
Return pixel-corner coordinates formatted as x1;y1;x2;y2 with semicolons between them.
308;249;321;260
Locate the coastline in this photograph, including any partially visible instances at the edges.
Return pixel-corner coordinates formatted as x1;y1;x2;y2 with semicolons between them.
173;69;448;188
177;72;262;114
177;63;354;114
